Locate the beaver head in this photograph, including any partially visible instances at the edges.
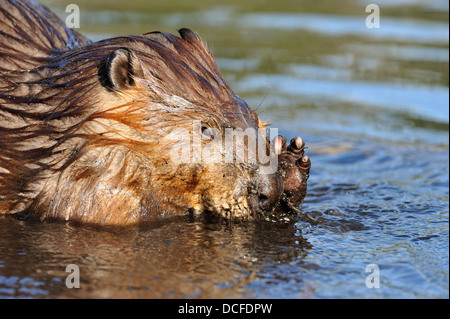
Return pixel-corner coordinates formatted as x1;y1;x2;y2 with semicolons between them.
94;29;284;222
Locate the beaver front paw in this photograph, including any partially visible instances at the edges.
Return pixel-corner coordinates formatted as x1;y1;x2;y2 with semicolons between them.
274;135;311;209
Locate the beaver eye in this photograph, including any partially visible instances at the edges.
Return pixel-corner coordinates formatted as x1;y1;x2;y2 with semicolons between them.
201;126;214;140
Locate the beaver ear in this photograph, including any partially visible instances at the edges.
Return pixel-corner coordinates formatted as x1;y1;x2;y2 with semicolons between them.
178;28;202;41
99;48;144;90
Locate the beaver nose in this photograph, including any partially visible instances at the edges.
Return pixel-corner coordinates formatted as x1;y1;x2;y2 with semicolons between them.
249;169;282;215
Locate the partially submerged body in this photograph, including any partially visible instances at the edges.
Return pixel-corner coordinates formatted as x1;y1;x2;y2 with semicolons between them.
0;0;310;225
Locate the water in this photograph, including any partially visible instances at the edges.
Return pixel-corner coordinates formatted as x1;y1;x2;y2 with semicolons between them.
0;0;448;299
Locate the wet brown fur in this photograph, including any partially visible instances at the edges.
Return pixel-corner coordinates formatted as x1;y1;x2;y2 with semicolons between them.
0;0;277;224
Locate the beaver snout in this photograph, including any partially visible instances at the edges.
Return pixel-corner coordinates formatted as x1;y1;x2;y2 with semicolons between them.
248;169;282;218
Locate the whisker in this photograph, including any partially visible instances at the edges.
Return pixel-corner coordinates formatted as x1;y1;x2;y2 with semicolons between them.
254;85;271;113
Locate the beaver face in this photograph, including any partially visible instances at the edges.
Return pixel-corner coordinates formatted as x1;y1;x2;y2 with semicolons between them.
0;0;310;225
95;33;284;222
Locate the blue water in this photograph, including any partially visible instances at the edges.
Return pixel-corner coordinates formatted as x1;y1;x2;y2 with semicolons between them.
0;0;448;299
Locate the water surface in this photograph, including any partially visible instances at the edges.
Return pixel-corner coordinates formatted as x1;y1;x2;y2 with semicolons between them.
0;0;448;298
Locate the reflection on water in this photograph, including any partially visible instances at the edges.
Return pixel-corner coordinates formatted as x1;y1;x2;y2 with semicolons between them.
240;12;449;44
237;74;449;123
1;0;448;298
0;216;310;298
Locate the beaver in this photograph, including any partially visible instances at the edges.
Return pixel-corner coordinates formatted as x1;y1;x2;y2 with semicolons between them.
0;0;310;225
